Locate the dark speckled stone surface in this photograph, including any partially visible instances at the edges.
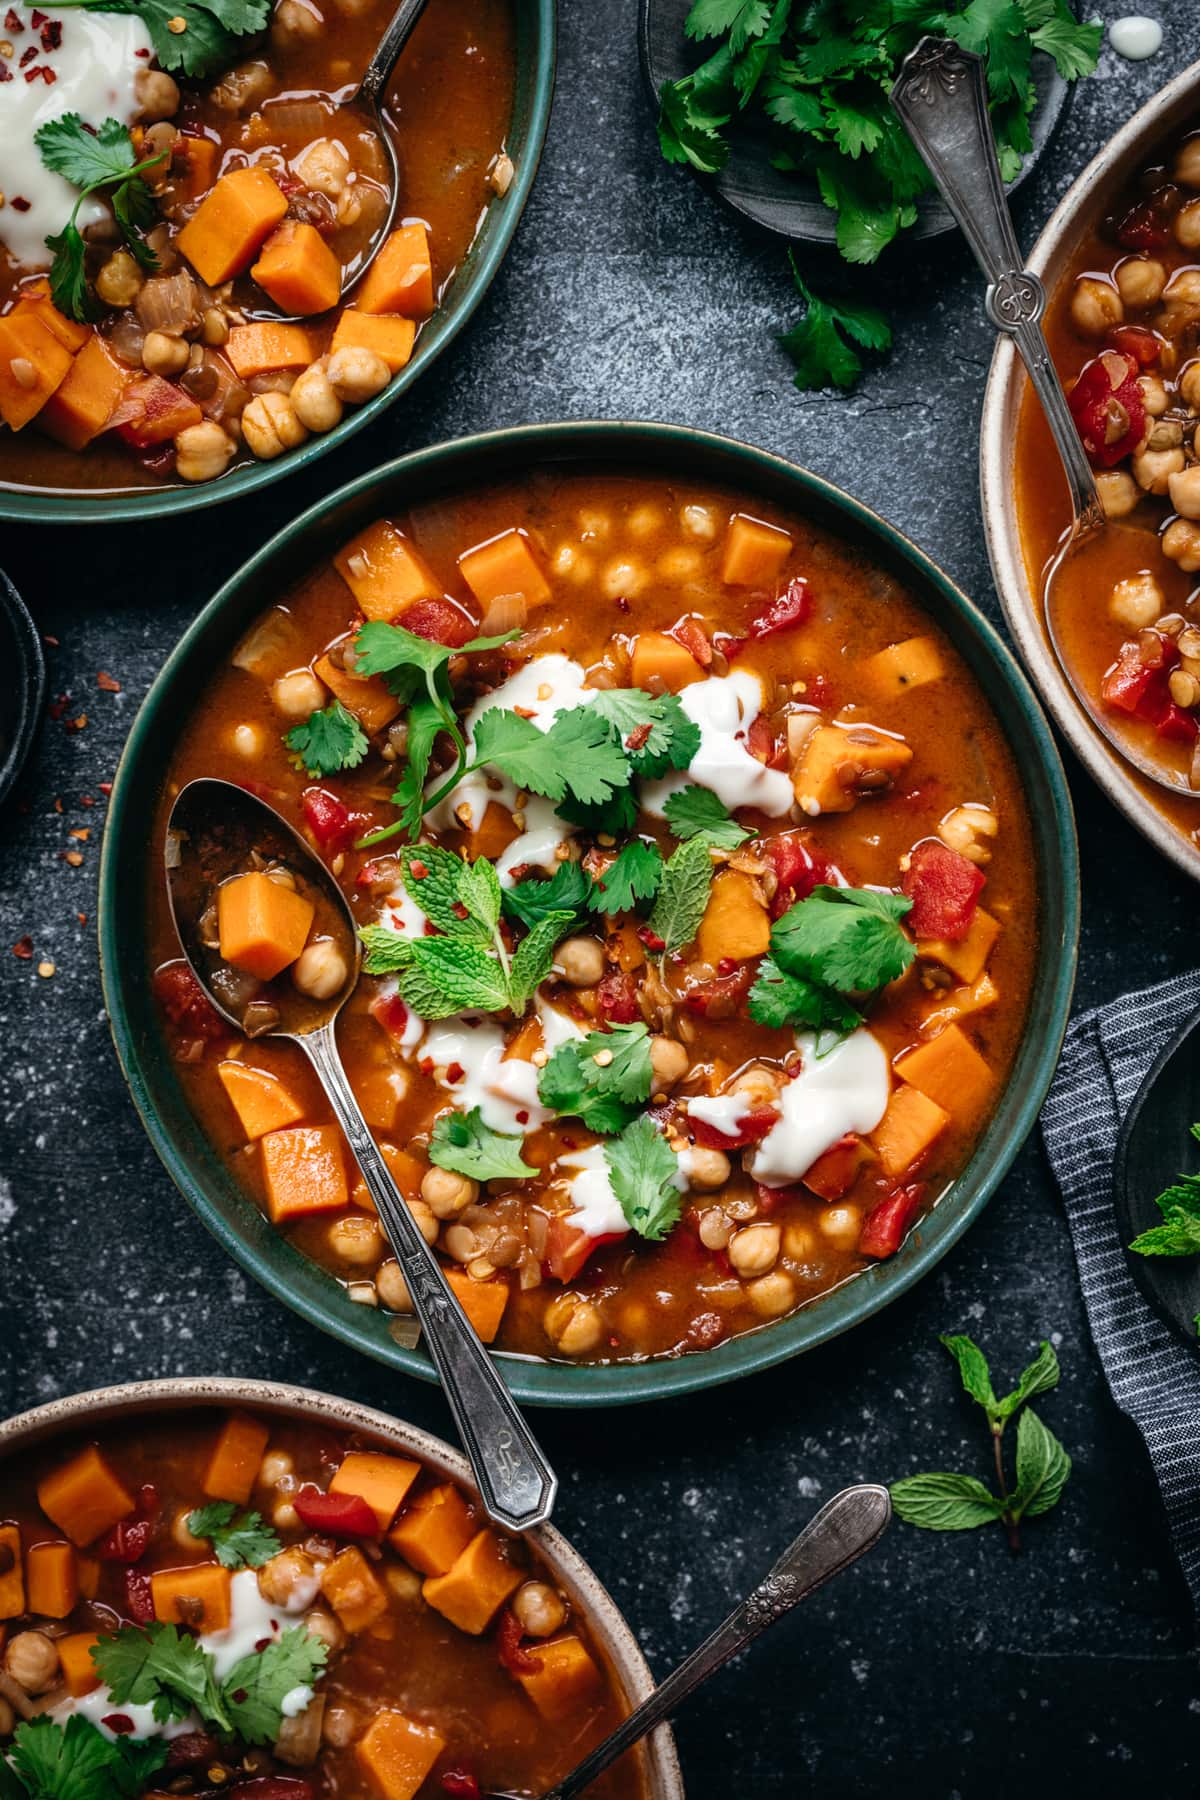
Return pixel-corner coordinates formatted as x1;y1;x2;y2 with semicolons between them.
2;5;1199;1793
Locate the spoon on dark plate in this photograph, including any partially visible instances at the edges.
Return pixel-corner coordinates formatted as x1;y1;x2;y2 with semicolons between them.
891;36;1190;799
488;1485;891;1800
1115;1001;1200;1347
165;776;557;1534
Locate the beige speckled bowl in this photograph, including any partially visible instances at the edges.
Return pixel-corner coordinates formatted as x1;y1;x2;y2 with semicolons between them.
0;1376;684;1798
981;57;1200;882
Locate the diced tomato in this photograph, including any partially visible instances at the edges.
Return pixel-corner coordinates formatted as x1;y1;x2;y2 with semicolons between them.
901;839;985;943
96;1485;158;1562
401;597;476;647
1067;351;1146;468
292;1486;379;1537
495;1607;539;1675
1101;634;1179;724
746;715;786;767
690;1108;778;1151
636;923;666;953
301;785;355;853
152;962;225;1040
124;1567;155;1625
1116;195;1172;253
762;831;841;919
543;1214;624;1284
441;1772;483;1800
370;991;412;1043
1107;323;1161;367
111;376;203;448
1157;701;1199;742
671;617;713;667
859;1183;925;1259
595;970;640;1024
746;575;811;640
228;1783;315;1800
683;960;757;1018
801;1134;864;1202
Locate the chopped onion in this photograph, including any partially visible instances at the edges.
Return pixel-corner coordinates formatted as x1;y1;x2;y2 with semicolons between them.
786;710;821;758
232;607;293;675
479;593;528;637
164;830;183;871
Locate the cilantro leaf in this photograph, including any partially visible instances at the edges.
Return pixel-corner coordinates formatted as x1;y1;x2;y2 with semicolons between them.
888;1472;1006;1532
386;695;448;845
747;955;861;1034
587;841;664;916
95;1621;232;1735
663;785;754;850
472;707;630;811
284;699;368;779
33;113;168;321
646;837;714;956
780;257;892;392
503;861;596;931
554;785;640;837
359;924;416;976
471;709;563;799
56;0;274;78
429;1106;536;1181
589;689;701;778
770;884;914;992
221;1627;328;1746
35;113;140;188
604;1115;682;1241
45;222;100;325
687;0;770;49
1028;7;1103;79
538;1023;653;1134
7;1714;169;1800
186;1501;281;1570
353;621;516;684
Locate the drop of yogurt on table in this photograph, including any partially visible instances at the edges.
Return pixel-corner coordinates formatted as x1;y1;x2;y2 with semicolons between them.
1109;16;1163;60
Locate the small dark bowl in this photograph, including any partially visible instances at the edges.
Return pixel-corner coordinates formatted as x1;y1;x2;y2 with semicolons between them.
639;0;1069;243
0;570;45;808
1114;1004;1200;1348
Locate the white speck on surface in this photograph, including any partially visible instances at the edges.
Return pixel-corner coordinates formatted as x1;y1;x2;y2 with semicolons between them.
0;1177;14;1228
1109;15;1163;59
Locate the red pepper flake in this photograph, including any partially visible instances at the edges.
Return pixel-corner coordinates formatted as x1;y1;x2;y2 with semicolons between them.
77;913;87;926
4;8;23;30
445;1061;465;1084
625;721;652;752
40;19;61;48
515;1109;529;1125
61;850;84;867
409;858;428;880
66;712;88;732
30;8;47;23
48;694;70;721
69;827;90;841
80;794;95;807
53;797;63;813
27;64;56;80
0;67;13;83
97;670;121;692
101;1715;134;1736
10;193;29;206
512;704;537;718
12;937;33;960
41;633;58;646
19;43;37;64
99;781;113;796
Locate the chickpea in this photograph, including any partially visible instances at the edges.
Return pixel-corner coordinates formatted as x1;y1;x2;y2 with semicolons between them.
273;1500;300;1530
1168;466;1200;521
142;329;189;378
626;504;663;539
1140;373;1170;417
272;0;323;44
601;557;645;600
305;1607;345;1653
174;420;236;484
937;803;999;866
327;1211;385;1266
1109;572;1165;631
211;58;276;113
1069;275;1123;338
271;668;327;719
512;1580;566;1638
683;1146;731;1191
729;1063;782;1108
5;1632;59;1695
257;1547;321;1612
259;1448;294;1487
782;1221;815;1260
326;345;391;404
747;1270;797;1318
95;248;144;308
1131;445;1184;495
297;138;351;197
291;361;344;433
553;935;605;987
1165;269;1200;308
1180;362;1200;410
242;390;308;459
819;1204;862;1251
657;547;702;584
276;1693;325;1766
1175;137;1200;187
728;1223;780;1278
489;151;515;196
135;66;181;121
1096;468;1141;521
172;1506;206;1551
232;723;264;757
202;307;230;347
421;1165;478;1219
376;1259;412;1311
1164;517;1200;572
292;938;349;1000
697;1207;732;1250
1174;200;1200;250
407;1196;439;1244
576;507;611;542
544;1294;604;1357
322;1702;359;1748
649;1034;689;1092
679;502;719;541
1115;257;1166;309
442;1222;480;1264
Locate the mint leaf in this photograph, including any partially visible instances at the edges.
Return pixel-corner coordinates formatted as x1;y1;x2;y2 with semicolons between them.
538;1024;653;1134
359;924;415;976
996;1341;1059;1420
747;955;861;1034
457;854;503;937
503;861;596;931
398;938;509;1019
429;1106;536;1181
1131;1217;1200;1256
508;910;577;1013
939;1333;999;1417
398;845;489;941
605;1115;681;1241
221;1627;328;1746
284;699;368;778
663;785;753;850
186;1501;281;1570
647;837;713;956
889;1472;1005;1532
771;884;914;993
1010;1407;1071;1520
587;841;664;916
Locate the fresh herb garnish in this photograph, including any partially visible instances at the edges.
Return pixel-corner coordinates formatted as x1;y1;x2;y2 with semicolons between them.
4;1714;167;1800
589;688;701;778
890;1335;1070;1550
93;1620;327;1743
429;1107;537;1181
749;884;914;1035
222;1632;328;1745
538;1023;654;1134
662;784;754;850
186;1502;281;1570
604;1114;682;1241
747;955;862;1035
34;114;166;322
1129;1123;1200;1262
780;258;892;393
586;841;664;916
45;0;272;79
472;707;631;811
503;861;596;931
646;836;714;956
284;700;368;779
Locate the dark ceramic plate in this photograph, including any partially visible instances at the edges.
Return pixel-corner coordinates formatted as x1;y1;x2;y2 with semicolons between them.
1115;1004;1200;1347
0;570;45;807
639;0;1069;242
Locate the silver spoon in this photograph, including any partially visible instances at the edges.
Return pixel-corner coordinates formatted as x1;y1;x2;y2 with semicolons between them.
164;776;557;1534
891;35;1190;798
489;1484;891;1800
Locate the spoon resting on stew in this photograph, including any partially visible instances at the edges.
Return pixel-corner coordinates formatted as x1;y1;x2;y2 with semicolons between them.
164;776;558;1535
489;1484;891;1800
891;36;1191;799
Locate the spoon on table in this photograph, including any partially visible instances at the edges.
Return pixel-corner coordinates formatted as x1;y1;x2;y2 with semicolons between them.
164;776;557;1534
890;36;1191;799
489;1484;892;1800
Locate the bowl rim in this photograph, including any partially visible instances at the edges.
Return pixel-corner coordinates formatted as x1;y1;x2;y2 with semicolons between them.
980;54;1200;883
0;0;557;527
0;566;46;806
99;418;1081;1407
0;1373;684;1799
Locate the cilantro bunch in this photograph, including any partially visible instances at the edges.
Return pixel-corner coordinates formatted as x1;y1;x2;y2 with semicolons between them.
33;115;167;323
749;883;915;1038
43;0;272;79
2;1714;167;1800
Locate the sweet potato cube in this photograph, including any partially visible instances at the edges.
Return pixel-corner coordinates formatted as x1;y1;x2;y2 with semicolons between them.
444;1267;509;1344
895;1023;993;1118
353;1065;411;1134
26;1541;78;1618
218;1060;306;1141
111;375;202;448
869;1084;949;1178
225;322;315;380
516;1634;602;1721
919;908;1001;986
422;1529;522;1635
864;635;945;697
351;1141;424;1209
151;1562;232;1632
466;799;520;862
37;1446;135;1546
357;222;434;319
802;1134;872;1203
458;528;551;610
39;336;129;451
321;1545;389;1633
793;725;913;817
330;1453;421;1531
13;281;91;351
217;870;314;981
629;630;703;694
355;1710;445;1800
252;219;341;315
58;1631;101;1698
313;651;401;734
77;1556;100;1600
388;1482;475;1576
503;1015;544;1062
696;869;770;964
721;513;793;586
0;312;73;431
335;520;440;622
0;1527;24;1617
177;166;290;285
172;132;219;205
203;1411;271;1504
261;1124;349;1223
331;310;416;374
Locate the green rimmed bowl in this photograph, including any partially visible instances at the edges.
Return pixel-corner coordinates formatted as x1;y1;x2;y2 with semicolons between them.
100;420;1081;1406
0;0;556;526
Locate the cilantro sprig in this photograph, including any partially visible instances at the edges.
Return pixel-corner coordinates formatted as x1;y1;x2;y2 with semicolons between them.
503;861;596;931
663;784;754;851
43;0;272;80
890;1335;1070;1551
604;1115;682;1241
3;1714;167;1800
33;115;167;322
1129;1123;1200;1270
186;1501;281;1570
92;1619;327;1745
429;1107;536;1181
780;259;892;393
748;884;914;1038
284;700;368;779
539;1023;654;1134
587;841;664;916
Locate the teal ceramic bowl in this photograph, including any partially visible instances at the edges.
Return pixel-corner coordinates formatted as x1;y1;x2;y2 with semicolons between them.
100;422;1080;1406
0;1;555;526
